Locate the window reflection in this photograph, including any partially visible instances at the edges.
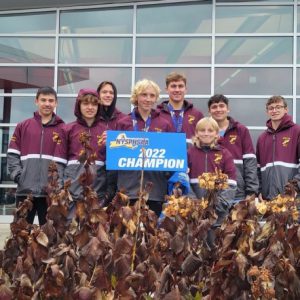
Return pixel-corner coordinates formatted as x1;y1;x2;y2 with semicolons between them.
135;67;211;95
216;6;293;33
59;38;132;64
0;38;55;64
136;38;211;64
0;67;54;93
215;37;292;64
215;68;292;95
60;7;133;34
137;2;212;33
57;67;132;94
0;12;56;34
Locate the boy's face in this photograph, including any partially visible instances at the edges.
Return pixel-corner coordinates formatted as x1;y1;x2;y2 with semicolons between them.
266;100;288;122
166;80;187;103
80;100;98;121
196;125;218;145
209;101;229;122
35;93;57;118
99;84;114;107
137;87;157;113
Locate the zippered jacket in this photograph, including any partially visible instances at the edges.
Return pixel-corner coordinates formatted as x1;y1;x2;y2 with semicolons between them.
256;114;300;200
188;144;237;226
116;108;174;202
218;117;259;199
157;100;203;142
7;112;64;196
53;89;110;201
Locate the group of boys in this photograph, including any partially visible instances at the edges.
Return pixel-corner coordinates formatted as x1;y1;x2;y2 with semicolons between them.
7;73;300;225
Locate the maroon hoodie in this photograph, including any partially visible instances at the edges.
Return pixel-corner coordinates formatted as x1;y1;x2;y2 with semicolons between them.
256;114;300;200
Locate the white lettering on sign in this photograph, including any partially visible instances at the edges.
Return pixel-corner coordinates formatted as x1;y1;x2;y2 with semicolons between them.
118;157;184;169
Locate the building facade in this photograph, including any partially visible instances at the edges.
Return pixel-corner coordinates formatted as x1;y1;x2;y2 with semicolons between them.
0;0;299;221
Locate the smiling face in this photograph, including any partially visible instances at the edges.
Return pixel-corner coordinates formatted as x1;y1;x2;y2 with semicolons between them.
80;99;98;122
137;87;157;114
196;125;219;146
99;83;114;107
266;100;288;122
166;80;187;105
35;93;57;119
209;101;229;123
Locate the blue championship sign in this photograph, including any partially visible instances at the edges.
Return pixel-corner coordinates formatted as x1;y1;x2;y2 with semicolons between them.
106;130;187;171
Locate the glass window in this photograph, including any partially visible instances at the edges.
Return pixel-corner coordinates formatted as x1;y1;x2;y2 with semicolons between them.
0;127;15;155
59;38;132;64
0;96;36;124
0;12;56;34
136;38;211;64
57;97;131;123
0;157;10;182
135;68;211;95
297;37;300;64
216;6;293;33
215;67;292;95
296;68;300;94
216;37;293;64
57;67;132;94
137;2;212;33
60;7;133;34
249;129;265;150
0;38;55;64
0;67;54;93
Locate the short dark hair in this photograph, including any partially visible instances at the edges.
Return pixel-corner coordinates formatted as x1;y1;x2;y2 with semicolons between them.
208;94;229;108
266;95;287;109
36;86;57;100
165;72;187;87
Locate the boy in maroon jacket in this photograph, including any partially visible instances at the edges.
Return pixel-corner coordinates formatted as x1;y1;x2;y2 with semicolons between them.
157;72;204;144
257;95;300;200
7;87;64;225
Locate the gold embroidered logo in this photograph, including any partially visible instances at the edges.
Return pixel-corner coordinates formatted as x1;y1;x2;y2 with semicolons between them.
214;153;222;164
154;128;162;132
282;136;290;147
188;115;195;124
52;131;61;145
97;135;104;146
10;135;17;142
229;134;237;144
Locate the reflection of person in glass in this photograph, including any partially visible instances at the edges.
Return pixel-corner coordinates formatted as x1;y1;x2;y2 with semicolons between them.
157;72;204;144
116;79;173;216
257;95;300;200
7;87;64;225
208;94;259;207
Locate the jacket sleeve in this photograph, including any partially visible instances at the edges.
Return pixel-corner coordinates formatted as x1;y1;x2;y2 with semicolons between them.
293;130;300;192
7;124;22;182
241;127;259;195
256;138;262;195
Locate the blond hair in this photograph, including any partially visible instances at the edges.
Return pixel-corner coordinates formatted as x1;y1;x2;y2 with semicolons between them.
130;79;161;106
192;117;219;148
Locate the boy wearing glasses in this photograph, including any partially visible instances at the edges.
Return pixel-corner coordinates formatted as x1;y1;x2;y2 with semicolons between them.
208;94;258;206
256;95;300;200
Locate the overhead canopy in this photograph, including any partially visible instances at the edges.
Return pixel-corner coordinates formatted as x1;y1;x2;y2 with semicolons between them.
0;0;164;11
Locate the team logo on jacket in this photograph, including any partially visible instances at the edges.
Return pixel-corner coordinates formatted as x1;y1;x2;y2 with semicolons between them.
282;136;290;147
188;115;195;124
229;134;237;144
154;128;162;132
10;135;17;142
97;135;104;146
214;153;222;164
52;131;61;145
